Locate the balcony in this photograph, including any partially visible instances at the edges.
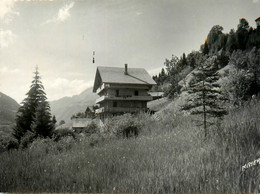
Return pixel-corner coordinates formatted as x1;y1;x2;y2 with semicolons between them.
95;107;105;114
96;83;106;94
95;107;147;114
95;95;153;104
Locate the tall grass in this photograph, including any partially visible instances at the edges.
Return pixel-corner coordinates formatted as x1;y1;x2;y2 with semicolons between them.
0;101;260;192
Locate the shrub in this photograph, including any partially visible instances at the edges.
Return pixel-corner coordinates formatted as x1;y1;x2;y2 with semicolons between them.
55;136;76;152
103;114;141;138
0;135;19;153
89;133;102;147
7;138;19;150
84;121;99;135
29;138;56;154
53;128;76;142
20;131;36;149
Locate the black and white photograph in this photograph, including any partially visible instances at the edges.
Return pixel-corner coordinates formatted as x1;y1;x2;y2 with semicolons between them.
0;0;260;193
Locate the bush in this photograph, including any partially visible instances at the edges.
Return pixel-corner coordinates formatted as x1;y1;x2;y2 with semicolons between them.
84;121;99;135
29;138;56;154
7;138;19;150
103;114;142;138
0;135;19;153
20;131;36;149
53;128;76;142
89;133;103;147
223;67;255;103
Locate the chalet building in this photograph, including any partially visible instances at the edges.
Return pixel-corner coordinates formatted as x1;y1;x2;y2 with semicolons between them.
93;64;156;120
85;106;96;119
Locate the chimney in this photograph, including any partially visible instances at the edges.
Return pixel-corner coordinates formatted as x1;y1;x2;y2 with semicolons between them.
124;64;128;75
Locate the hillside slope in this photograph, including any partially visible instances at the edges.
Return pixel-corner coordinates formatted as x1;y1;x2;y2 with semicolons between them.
147;97;171;112
50;87;98;125
0;92;20;125
154;64;233;119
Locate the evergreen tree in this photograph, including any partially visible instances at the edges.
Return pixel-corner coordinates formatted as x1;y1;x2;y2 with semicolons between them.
182;57;227;137
236;18;250;50
164;55;182;98
13;67;54;142
158;68;167;84
59;120;65;126
13;102;33;143
31;101;53;138
152;75;158;84
180;53;188;68
226;29;238;53
52;115;57;127
203;41;209;55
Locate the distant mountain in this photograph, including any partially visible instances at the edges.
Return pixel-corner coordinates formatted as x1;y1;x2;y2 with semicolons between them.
50;87;98;126
0;92;20;125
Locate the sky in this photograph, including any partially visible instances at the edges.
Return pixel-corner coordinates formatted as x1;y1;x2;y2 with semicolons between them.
0;0;259;103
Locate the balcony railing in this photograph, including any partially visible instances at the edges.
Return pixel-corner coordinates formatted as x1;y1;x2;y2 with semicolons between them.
95;107;105;114
95;95;153;104
96;83;106;94
95;107;147;114
96;84;150;94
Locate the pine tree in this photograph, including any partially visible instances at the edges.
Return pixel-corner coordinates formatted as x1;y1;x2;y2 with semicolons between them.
13;102;33;143
180;53;188;68
13;67;54;142
52;115;57;127
31;101;53;138
182;57;227;137
203;41;209;55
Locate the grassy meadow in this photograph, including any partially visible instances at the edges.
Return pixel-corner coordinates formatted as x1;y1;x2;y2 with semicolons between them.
0;100;260;193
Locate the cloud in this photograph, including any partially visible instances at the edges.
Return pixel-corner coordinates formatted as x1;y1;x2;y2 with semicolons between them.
0;0;19;24
0;66;21;73
45;77;93;100
0;30;16;48
43;2;75;25
252;0;259;3
136;11;143;16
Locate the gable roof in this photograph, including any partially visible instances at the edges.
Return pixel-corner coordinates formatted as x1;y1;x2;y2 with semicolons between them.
255;17;260;22
86;106;94;112
93;66;156;92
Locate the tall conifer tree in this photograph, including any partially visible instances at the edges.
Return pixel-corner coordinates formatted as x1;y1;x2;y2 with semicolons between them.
13;67;54;142
182;57;227;137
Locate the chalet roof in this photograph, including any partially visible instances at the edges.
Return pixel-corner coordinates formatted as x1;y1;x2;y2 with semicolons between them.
255;17;260;22
148;91;164;97
93;66;156;92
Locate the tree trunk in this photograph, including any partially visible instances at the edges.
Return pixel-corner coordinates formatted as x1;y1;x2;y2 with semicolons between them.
203;80;207;138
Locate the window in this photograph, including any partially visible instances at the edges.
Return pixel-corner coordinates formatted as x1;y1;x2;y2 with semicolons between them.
116;90;119;97
134;90;139;96
113;102;117;107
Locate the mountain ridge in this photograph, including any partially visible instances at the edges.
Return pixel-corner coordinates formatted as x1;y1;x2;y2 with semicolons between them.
50;87;98;125
0;92;20;125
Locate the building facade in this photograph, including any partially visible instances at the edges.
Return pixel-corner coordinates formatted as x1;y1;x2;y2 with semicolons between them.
93;64;156;120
